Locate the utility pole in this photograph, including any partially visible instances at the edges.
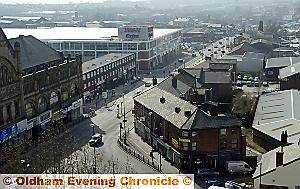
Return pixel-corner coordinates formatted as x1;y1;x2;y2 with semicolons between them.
119;123;123;140
123;93;127;144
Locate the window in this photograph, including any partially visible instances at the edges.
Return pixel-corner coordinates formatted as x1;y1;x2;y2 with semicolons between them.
97;69;99;75
220;129;226;135
50;91;59;106
295;186;300;189
192;142;196;151
267;70;274;75
83;74;86;80
192;131;197;137
38;97;48;112
232;138;238;149
84;84;87;89
25;103;34;118
182;131;189;137
183;142;189;151
220;139;227;150
87;73;90;79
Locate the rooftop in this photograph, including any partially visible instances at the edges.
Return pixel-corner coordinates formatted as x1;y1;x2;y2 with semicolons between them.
134;87;197;129
82;53;133;74
265;57;300;68
279;62;300;79
8;35;61;69
156;75;192;98
3;27;181;42
252;90;300;144
253;143;300;179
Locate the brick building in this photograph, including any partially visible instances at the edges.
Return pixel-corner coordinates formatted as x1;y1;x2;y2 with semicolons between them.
0;29;83;152
82;53;136;101
133;88;245;170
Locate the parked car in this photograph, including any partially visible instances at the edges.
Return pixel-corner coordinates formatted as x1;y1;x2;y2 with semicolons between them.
145;82;151;87
192;53;197;57
246;81;252;87
225;181;247;189
225;161;253;175
248;77;253;81
195;168;220;178
242;76;248;81
254;77;259;82
237;75;242;80
178;58;184;63
254;81;260;87
262;81;269;87
237;80;242;87
205;179;226;188
89;133;102;147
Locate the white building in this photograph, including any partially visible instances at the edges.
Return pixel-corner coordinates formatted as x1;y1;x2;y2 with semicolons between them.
253;143;300;189
3;26;182;70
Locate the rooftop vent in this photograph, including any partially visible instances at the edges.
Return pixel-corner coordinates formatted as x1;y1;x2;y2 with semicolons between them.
175;107;181;113
160;96;166;104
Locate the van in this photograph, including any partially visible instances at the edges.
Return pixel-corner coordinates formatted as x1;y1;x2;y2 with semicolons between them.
225;161;253;174
178;58;184;63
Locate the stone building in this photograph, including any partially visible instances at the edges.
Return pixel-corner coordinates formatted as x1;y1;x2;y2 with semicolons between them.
0;29;83;152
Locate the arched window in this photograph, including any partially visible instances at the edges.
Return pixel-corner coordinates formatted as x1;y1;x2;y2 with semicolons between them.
71;83;77;96
62;88;69;101
38;96;48;112
50;91;59;106
25;103;35;118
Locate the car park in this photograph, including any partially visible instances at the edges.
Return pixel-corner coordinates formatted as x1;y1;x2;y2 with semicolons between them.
254;81;260;87
246;81;252;87
195;168;220;178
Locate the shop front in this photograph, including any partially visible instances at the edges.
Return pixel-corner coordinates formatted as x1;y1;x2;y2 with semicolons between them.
70;98;83;122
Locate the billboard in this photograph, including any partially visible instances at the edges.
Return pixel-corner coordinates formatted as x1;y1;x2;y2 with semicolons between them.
118;25;154;41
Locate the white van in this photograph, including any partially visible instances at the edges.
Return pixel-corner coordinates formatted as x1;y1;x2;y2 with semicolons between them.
225;161;253;174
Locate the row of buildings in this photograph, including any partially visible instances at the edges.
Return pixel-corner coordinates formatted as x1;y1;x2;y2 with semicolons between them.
3;25;181;71
133;57;246;170
0;28;136;154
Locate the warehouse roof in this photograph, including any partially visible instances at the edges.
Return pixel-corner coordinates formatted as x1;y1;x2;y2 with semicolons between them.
3;27;181;41
253;143;300;179
252;90;300;144
279;62;300;79
265;57;300;69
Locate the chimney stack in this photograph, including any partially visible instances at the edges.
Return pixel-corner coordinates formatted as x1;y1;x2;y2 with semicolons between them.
276;151;284;167
172;76;177;89
281;131;288;146
153;76;157;85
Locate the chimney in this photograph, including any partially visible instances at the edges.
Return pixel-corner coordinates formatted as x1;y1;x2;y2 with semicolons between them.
153;76;157;85
172;77;177;89
160;96;166;104
276;151;284;167
281;131;288;146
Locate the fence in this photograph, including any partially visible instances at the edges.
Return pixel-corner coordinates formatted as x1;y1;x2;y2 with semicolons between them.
117;139;161;172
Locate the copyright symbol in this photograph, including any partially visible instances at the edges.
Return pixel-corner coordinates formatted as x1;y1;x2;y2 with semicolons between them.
183;176;192;185
3;176;12;185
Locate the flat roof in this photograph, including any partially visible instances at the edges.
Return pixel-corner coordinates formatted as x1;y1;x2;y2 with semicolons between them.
279;62;300;79
3;27;181;42
265;57;300;69
252;90;300;143
82;53;133;74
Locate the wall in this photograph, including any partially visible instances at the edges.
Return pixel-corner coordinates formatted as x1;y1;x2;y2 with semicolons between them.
254;160;300;189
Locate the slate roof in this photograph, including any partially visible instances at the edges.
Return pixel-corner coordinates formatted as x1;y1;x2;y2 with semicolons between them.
253;143;300;179
134;88;198;129
229;42;259;55
252;90;300;144
265;57;300;69
185;110;241;130
156;75;192;97
279;62;300;79
9;35;61;69
183;68;232;84
82;53;132;74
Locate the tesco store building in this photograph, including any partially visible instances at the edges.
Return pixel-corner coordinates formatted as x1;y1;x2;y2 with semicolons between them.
4;26;182;70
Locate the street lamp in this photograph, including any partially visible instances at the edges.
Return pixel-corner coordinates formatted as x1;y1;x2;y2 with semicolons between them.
122;93;127;144
119;123;123;140
258;161;262;188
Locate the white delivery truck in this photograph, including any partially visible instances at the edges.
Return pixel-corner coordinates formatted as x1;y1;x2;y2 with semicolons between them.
225;161;253;174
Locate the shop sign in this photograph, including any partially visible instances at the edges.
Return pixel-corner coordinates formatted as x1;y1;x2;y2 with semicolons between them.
16;119;28;133
179;138;190;143
172;138;179;149
39;110;52;124
1;127;13;142
72;99;83;110
27;118;37;130
102;91;108;99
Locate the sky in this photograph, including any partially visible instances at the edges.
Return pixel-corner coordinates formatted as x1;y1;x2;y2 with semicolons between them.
0;0;129;4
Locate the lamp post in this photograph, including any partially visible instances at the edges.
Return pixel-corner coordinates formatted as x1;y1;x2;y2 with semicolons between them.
91;123;96;173
258;161;262;188
122;93;127;144
119;123;123;140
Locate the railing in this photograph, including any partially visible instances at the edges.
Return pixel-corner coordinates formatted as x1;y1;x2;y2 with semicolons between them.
117;139;161;172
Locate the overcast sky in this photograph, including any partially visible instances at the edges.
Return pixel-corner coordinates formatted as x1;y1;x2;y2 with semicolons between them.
0;0;117;4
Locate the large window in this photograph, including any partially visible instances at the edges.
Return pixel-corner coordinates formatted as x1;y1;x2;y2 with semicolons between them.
232;138;238;149
70;42;82;50
50;91;59;106
220;129;226;135
38;97;48;112
96;43;108;50
182;131;189;137
182;142;189;151
25;103;35;118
